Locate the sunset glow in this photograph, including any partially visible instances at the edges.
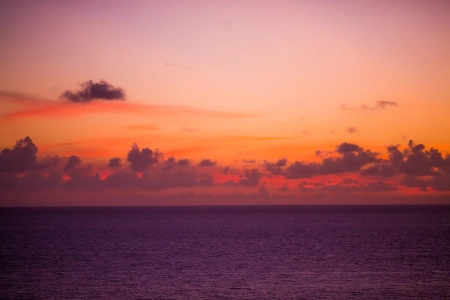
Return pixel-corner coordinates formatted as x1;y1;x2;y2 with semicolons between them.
1;0;449;205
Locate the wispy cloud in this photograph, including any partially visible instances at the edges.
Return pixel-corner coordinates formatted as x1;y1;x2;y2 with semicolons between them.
339;101;398;111
126;124;159;130
180;127;198;132
0;91;254;124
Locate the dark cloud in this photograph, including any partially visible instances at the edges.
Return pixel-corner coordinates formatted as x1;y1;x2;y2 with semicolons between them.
243;159;256;164
142;171;197;190
265;158;287;175
347;127;358;133
222;180;237;187
104;171;139;190
60;80;125;103
177;159;190;167
0;137;38;173
64;173;103;191
63;156;81;173
430;176;450;191
0;171;63;192
321;149;379;174
222;166;230;175
400;175;428;192
364;180;398;192
284;162;318;179
387;140;448;176
278;185;289;191
40;155;59;169
197;173;214;187
198;159;216;167
360;164;396;177
239;168;261;186
259;186;269;197
336;142;361;153
127;143;159;172
107;157;122;168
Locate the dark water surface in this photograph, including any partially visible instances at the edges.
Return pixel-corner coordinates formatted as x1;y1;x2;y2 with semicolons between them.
1;205;449;299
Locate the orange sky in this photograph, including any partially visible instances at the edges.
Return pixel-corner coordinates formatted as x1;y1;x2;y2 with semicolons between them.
1;0;449;205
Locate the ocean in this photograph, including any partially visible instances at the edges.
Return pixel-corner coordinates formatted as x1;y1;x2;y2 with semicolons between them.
1;205;449;299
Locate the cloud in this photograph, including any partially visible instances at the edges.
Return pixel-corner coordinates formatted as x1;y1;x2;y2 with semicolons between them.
321;149;379;174
387;140;448;176
222;180;237;187
400;175;428;191
336;142;361;153
360;164;395;177
301;130;309;134
347;127;358;133
60;80;125;103
163;60;176;67
177;159;190;167
259;186;269;197
0;93;254;124
198;159;216;167
180;127;198;132
239;168;261;186
364;180;398;192
197;173;214;187
339;101;398;111
243;159;256;164
104;171;139;190
284;161;318;179
63;156;81;172
265;158;287;175
222;166;230;175
1;136;449;197
126;124;159;130
0;137;38;173
127;143;160;172
107;157;122;168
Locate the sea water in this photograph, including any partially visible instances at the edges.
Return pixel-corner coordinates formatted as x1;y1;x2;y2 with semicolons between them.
1;205;449;299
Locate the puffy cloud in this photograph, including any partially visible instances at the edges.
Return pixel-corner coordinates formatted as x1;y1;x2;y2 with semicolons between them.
387;140;448;176
177;159;190;167
127;143;159;172
265;158;287;175
0;137;38;173
60;80;125;103
198;159;216;167
320;149;379;174
336;142;361;153
107;157;122;168
285;162;318;179
63;156;81;173
222;166;230;175
360;164;396;177
239;168;261;186
347;127;358;133
104;171;139;190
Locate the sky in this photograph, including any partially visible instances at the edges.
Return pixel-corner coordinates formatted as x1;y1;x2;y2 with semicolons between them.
1;0;450;206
